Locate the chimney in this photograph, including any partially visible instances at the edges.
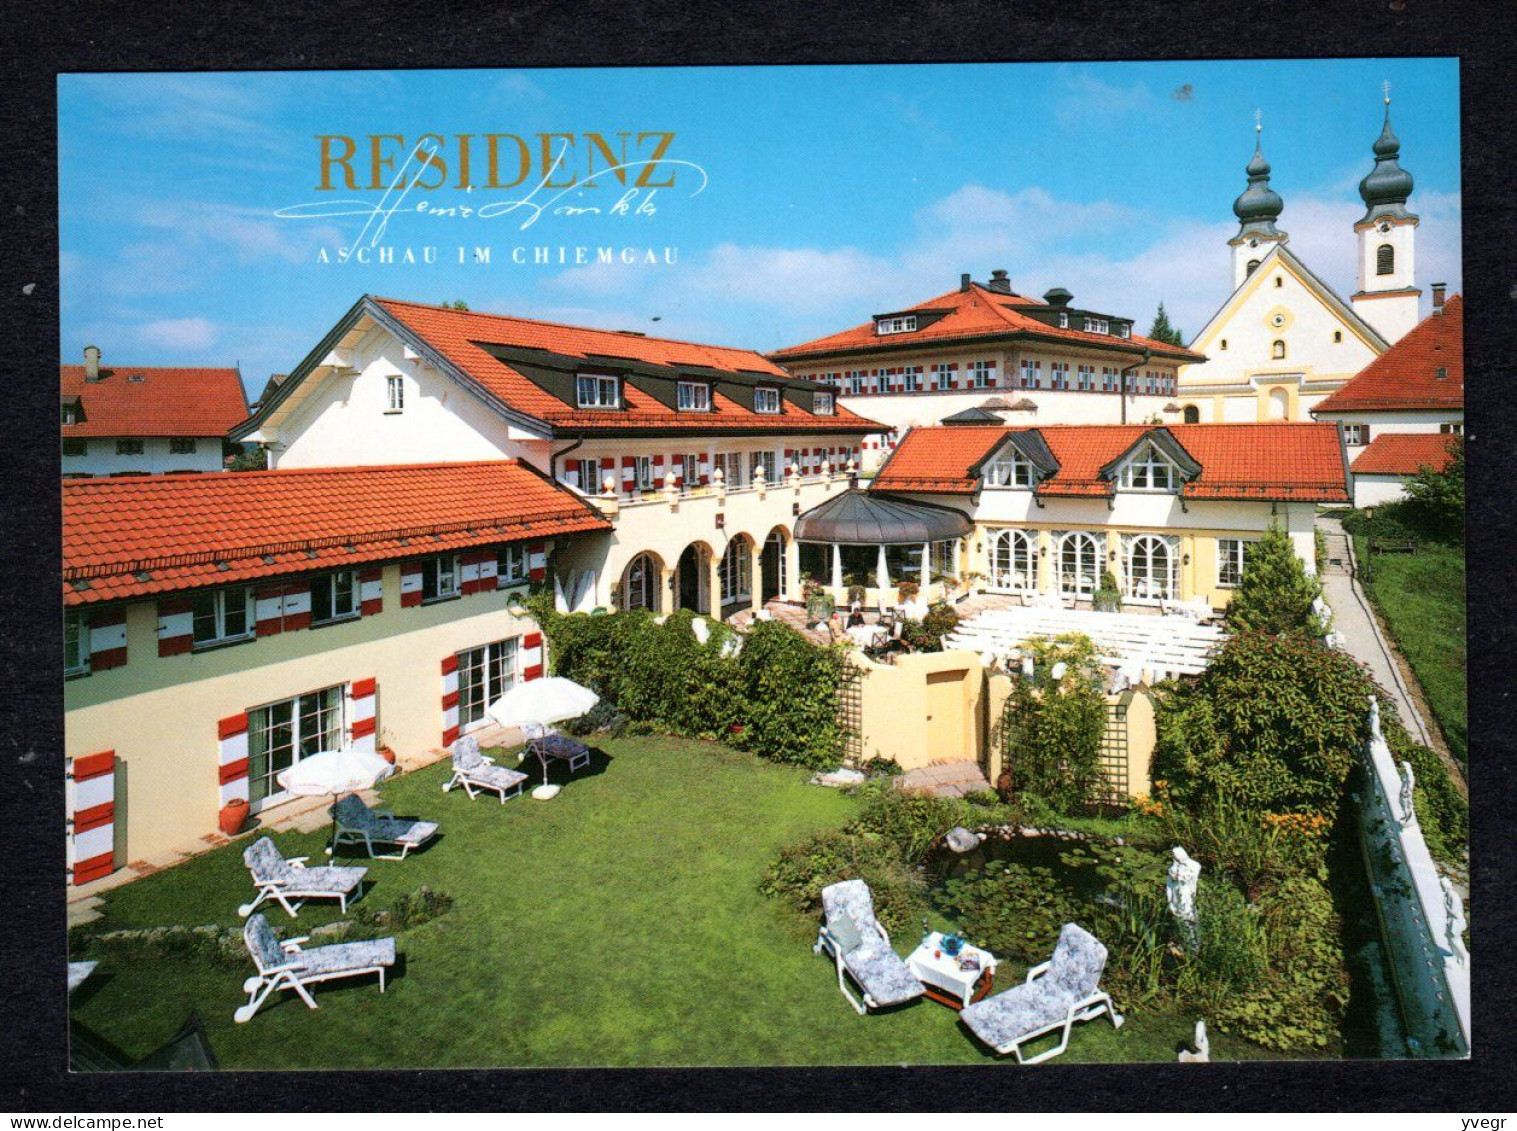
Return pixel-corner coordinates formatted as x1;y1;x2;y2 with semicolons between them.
960;273;972;292
1432;282;1447;313
83;345;102;382
1043;287;1073;308
988;269;1012;294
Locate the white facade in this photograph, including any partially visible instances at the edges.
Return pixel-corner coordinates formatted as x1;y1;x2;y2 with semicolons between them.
1351;216;1421;344
1181;246;1386;425
1353;474;1418;509
62;436;225;477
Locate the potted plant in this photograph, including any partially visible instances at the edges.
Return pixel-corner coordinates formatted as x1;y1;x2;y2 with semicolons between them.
803;577;835;624
1092;570;1123;613
897;579;920;605
219;798;249;837
847;583;866;608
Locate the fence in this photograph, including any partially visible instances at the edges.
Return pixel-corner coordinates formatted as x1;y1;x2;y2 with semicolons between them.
1354;696;1470;1057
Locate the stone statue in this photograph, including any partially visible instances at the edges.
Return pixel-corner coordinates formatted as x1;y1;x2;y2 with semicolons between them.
1166;846;1202;952
1177;1020;1210;1063
1397;759;1417;827
1440;877;1470;967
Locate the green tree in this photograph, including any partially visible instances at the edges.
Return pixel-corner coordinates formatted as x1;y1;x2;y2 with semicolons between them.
1148;302;1185;346
1224;523;1325;637
442;299;471;311
1403;434;1464;543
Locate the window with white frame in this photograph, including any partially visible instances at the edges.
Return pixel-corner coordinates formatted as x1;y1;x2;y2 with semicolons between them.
1440;422;1463;434
875;315;917;335
116;439;144;456
1076;365;1094;391
1118;443;1179;491
969;360;994;389
1101;367;1118;392
1020;360;1042;389
311;569;360;625
750;450;778;483
676;381;711;411
813;391;835;415
932;540;957;578
930;364;954;391
569;458;600;492
1217;538;1254;588
422;555;461;601
681;453;700;488
1343;424;1371;446
846;371;865;396
1050;362;1069;390
498;544;529;585
901;367;923;393
247;686;345;805
192;586;254;647
982;448;1037;488
1118;324;1132;339
635;455;658;491
456;638;519;730
754;387;781;414
989;529;1036;592
386;374;405;413
719;541;752;604
170;438;197;454
1083;317;1109;334
65;610;89;676
62;403;78;425
1057;313;1069;328
576;373;620;409
1125;534;1180;601
715;451;747;489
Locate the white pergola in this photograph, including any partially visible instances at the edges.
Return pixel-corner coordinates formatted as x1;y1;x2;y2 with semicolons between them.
944;605;1226;683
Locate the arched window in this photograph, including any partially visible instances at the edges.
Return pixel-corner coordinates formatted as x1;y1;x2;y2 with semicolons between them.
1182;405;1200;424
1271;339;1287;360
1268;388;1290;420
1245;259;1260;277
1124;534;1180;601
1057;531;1102;598
1377;244;1395;275
1333;330;1343;343
621;553;661;613
989;529;1036;593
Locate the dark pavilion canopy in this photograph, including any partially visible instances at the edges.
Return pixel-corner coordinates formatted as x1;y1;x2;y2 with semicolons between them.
794;489;972;545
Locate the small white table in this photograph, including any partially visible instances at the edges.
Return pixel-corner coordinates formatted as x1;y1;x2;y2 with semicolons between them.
907;932;998;1010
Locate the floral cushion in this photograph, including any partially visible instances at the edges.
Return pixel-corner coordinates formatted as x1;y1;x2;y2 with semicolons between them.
334;795;438;846
961;980;1077;1049
243;837;290;882
821;880;885;943
453;735;484;772
842;942;926;1007
1048;923;1107;1000
468;764;528;791
290;937;396;978
243;914;290;972
243;837;365;893
821;880;925;1007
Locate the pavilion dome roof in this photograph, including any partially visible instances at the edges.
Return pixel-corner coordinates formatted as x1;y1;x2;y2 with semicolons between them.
794;489;971;545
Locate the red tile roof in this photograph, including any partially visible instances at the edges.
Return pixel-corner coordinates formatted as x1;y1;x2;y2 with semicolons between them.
63;460;610;606
769;283;1205;363
1351;432;1459;476
61;365;249;438
370;298;880;435
872;423;1348;503
1314;295;1463;414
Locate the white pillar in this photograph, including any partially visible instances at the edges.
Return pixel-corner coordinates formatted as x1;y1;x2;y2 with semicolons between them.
919;541;931;593
876;544;890;604
830;543;843;591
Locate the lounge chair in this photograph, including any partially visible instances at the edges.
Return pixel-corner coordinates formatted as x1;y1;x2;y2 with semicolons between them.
237;837;368;919
812;879;926;1014
330;794;439;861
959;922;1123;1064
234;913;396;1023
443;734;528;803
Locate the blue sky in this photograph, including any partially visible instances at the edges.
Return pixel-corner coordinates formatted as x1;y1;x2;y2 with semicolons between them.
58;59;1460;396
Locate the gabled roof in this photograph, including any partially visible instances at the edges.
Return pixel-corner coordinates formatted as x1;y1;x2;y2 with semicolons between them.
235;297;882;441
872;423;1349;503
62;460;610;606
1187;243;1389;356
1314;296;1463;414
1351;432;1459;475
60;365;249;438
939;406;1003;425
769;283;1204;364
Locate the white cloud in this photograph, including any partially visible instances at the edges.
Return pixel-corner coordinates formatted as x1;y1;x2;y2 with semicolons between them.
137;317;218;350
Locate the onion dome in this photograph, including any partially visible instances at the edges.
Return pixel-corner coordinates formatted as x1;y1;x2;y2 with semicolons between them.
1232;123;1285;240
1358;92;1416;223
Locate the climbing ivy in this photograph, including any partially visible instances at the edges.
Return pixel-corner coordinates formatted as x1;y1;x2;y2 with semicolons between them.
1000;634;1108;813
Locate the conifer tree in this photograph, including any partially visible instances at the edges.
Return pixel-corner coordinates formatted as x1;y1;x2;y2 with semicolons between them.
1224;522;1326;637
1148;302;1185;346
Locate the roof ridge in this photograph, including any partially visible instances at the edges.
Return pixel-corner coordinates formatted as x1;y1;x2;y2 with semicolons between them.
370;295;772;359
61;458;525;488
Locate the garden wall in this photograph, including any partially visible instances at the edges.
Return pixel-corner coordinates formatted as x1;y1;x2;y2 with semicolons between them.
1355;696;1470;1056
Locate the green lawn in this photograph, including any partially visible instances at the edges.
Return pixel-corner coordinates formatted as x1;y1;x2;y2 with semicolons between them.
1354;537;1467;768
70;737;1308;1068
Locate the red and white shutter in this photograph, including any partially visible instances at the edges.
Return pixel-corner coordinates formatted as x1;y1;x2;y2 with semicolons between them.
784;448;795;477
459;549;486;595
672;454;685;490
948;363;960;389
441;655;460;747
350;678;377;755
254;583;287;637
359;567;383;616
218;713;250;807
400;562;424;608
621;455;636;495
477;551;499;591
157;596;194;657
699;453;711;485
88;608;127;671
528;542;548;583
654;454;666;489
68;750;116;886
281;582;311;631
521;632;544;681
599;456;615;494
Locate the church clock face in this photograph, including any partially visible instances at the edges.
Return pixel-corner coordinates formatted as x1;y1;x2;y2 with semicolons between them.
1270;313;1287;328
1377;221;1392;234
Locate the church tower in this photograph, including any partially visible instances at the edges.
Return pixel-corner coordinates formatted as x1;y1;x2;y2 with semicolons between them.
1227;114;1288;291
1351;84;1420;343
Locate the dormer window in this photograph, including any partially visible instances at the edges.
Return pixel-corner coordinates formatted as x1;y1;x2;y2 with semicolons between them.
1435;367;1448;380
983;449;1037;488
1119;442;1179;492
61;403;78;425
1118;324;1132;339
1082;317;1109;334
754;387;782;414
1057;313;1069;329
676;381;711;411
875;315;917;336
813;391;835;415
576;373;620;409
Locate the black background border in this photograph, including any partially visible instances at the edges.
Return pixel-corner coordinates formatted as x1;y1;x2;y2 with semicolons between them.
3;0;1514;1112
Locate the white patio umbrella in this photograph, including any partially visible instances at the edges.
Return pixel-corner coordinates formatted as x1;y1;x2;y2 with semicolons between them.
276;747;394;854
487;677;600;788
